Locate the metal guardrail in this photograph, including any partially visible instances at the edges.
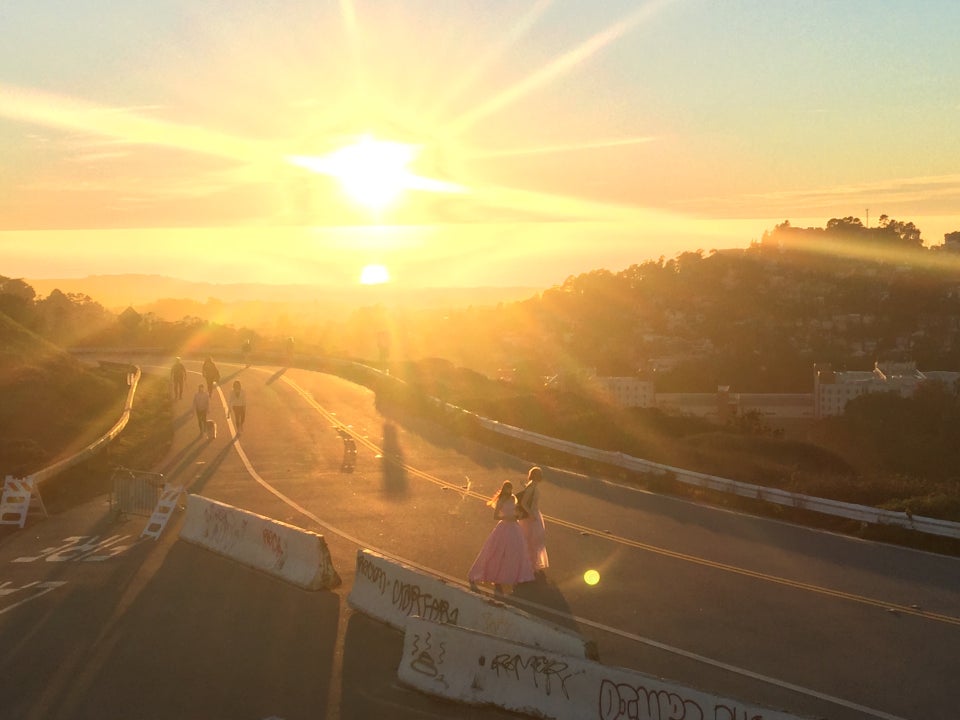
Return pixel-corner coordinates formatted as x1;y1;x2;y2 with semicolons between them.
31;365;141;488
74;356;957;541
474;417;960;541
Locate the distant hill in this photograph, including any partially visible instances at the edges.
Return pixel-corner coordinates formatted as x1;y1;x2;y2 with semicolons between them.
0;311;118;475
25;274;541;311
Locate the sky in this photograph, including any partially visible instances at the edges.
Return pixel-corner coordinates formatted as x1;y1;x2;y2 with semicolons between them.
2;0;959;288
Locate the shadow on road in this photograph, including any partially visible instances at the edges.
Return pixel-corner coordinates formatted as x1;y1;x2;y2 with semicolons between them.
265;368;287;385
57;541;341;719
380;422;408;498
188;439;240;495
510;576;588;637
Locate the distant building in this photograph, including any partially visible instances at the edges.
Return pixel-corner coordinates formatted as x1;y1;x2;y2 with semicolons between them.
593;359;958;422
593;376;656;408
814;361;960;418
655;390;814;420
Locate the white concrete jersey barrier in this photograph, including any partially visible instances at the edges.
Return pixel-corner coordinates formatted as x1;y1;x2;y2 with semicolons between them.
399;618;808;720
179;494;341;590
349;549;593;659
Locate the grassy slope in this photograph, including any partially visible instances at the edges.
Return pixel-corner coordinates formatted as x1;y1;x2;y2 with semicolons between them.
0;312;172;510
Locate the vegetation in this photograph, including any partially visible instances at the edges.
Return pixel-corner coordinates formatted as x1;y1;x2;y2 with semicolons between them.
3;215;960;549
0;307;173;513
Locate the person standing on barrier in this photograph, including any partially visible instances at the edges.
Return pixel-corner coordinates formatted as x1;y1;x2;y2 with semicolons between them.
468;480;534;594
517;466;549;579
170;357;186;400
192;384;210;435
201;356;220;394
226;380;247;436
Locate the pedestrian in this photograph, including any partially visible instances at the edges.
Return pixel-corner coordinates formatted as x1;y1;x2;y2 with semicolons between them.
226;380;247;436
170;357;186;399
192;384;210;435
468;480;535;594
517;466;549;577
201;356;220;394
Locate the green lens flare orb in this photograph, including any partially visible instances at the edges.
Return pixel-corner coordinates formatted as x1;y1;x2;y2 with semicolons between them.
583;569;600;586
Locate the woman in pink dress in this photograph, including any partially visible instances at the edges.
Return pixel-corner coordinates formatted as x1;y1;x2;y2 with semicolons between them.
518;466;549;577
468;481;535;592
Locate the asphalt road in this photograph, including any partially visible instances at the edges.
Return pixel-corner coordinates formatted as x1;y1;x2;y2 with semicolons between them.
2;360;959;720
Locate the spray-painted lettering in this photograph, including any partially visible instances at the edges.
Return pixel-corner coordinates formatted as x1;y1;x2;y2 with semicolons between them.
491;653;580;699
392;580;460;625
356;554;389;594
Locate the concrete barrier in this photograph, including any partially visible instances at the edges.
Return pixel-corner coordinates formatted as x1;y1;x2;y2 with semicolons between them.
348;549;593;658
179;494;341;590
399;617;808;720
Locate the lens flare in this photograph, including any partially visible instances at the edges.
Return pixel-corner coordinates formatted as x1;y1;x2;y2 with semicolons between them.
583;569;600;586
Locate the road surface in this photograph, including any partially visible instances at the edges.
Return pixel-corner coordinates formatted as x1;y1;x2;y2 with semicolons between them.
2;360;958;719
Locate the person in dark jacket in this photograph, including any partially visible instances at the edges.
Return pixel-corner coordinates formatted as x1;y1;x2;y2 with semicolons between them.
201;357;220;394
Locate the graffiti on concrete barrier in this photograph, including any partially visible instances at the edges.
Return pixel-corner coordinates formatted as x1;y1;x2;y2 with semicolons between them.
714;708;764;720
203;504;246;548
393;580;460;625
261;527;286;570
356;555;461;625
12;535;133;563
0;580;67;615
408;630;449;689
491;652;581;699
598;680;766;720
356;553;388;594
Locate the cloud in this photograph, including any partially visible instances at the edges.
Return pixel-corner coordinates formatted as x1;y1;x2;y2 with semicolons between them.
675;173;960;218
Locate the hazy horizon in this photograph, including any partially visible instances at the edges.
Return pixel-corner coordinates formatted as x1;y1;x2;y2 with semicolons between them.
2;1;958;287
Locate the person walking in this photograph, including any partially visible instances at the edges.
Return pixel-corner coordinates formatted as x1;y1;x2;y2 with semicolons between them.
517;466;549;577
192;384;210;435
201;356;220;394
226;380;247;436
468;481;534;594
170;357;186;399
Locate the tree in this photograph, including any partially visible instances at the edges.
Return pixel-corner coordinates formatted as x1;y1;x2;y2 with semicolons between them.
0;276;36;325
877;215;922;248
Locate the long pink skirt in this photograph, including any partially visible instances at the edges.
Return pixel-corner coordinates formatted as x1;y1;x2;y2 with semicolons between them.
519;511;549;570
468;520;535;585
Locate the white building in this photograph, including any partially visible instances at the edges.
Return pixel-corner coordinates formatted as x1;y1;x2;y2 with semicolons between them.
593;376;656;408
814;361;960;418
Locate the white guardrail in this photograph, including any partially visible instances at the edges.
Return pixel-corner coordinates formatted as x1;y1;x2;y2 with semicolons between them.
473;416;960;541
32;364;141;487
57;354;960;542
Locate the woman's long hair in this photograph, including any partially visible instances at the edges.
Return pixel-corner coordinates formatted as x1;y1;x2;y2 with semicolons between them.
486;480;513;508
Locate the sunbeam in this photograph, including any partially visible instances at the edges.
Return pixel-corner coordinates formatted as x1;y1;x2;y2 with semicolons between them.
466;136;659;159
426;0;555;120
444;0;676;138
0;84;267;164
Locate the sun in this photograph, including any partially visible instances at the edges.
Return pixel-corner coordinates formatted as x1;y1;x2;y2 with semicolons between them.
325;136;418;212
286;134;464;214
360;264;390;285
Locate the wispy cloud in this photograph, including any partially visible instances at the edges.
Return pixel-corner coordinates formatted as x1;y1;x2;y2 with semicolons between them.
466;136;658;159
678;173;960;217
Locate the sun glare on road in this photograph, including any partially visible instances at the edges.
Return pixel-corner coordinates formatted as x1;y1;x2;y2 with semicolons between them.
360;264;390;285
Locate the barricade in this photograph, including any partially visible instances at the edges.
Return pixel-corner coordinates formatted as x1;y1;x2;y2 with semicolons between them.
179;494;341;590
399;617;808;720
348;549;593;658
109;466;166;518
0;476;47;528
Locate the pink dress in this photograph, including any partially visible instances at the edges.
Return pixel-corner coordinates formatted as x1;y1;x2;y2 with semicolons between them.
468;495;535;585
518;482;549;571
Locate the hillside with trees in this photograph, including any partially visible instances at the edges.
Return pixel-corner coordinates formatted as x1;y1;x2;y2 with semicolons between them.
3;216;960;541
